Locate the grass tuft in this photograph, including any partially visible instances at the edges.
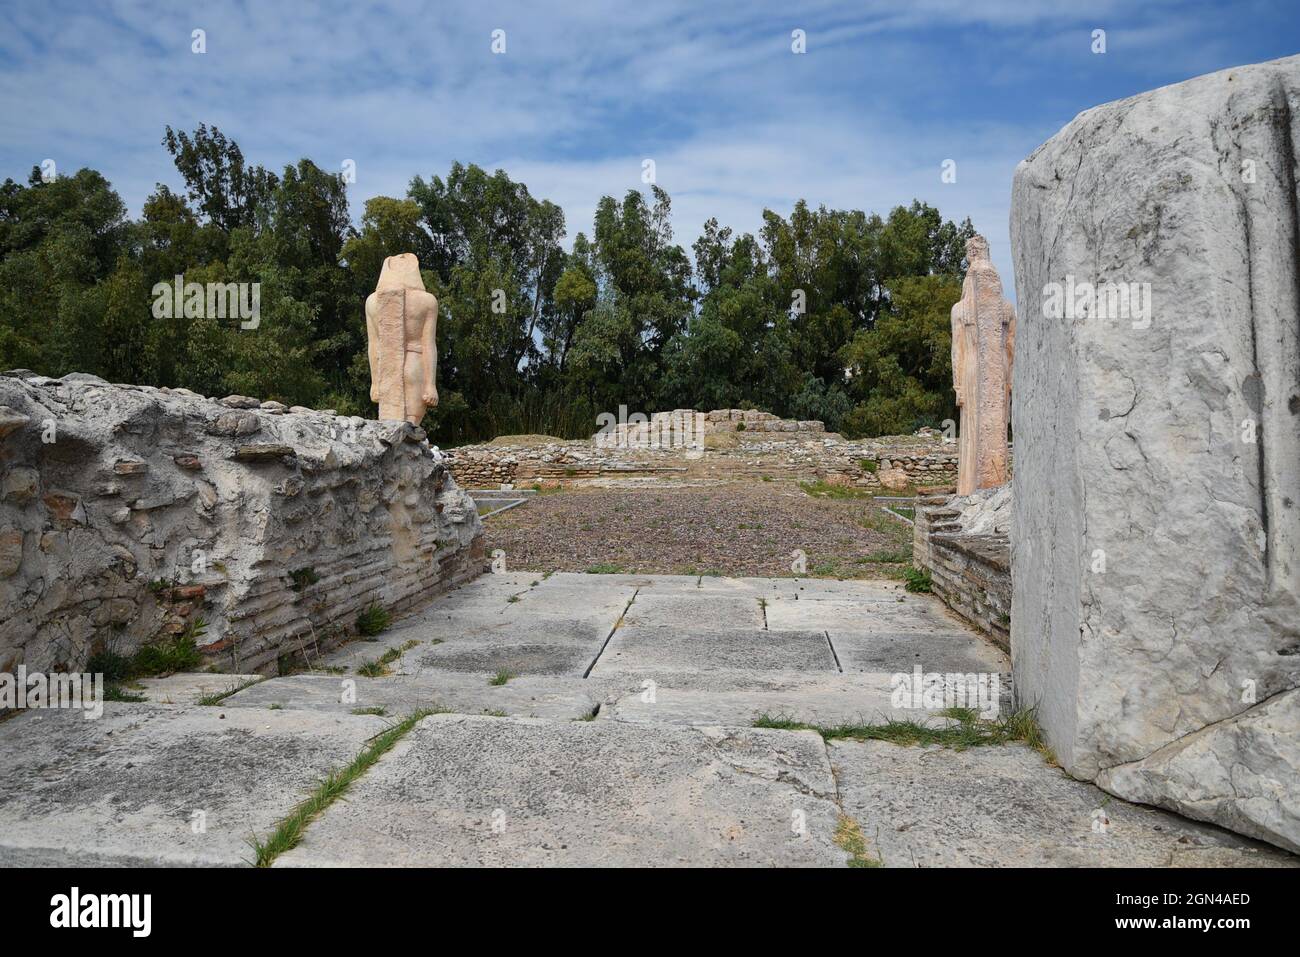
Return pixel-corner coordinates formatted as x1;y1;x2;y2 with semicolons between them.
249;708;435;866
798;480;873;500
356;603;391;637
834;814;883;867
902;566;932;593
102;685;146;702
197;677;265;706
488;668;515;686
754;708;1054;762
356;640;419;678
131;618;205;675
290;567;321;592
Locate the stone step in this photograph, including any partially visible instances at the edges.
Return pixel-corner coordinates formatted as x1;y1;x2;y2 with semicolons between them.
829;740;1297;868
0;703;389;867
129;672;263;706
220;672;599;721
598;672;1011;729
273;714;848;867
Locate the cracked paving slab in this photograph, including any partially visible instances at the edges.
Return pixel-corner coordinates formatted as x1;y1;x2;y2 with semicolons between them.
274;714;847;867
0;704;389;867
829;740;1298;867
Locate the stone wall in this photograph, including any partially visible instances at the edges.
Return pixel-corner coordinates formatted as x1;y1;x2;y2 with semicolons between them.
1009;55;1300;852
447;430;958;491
596;408;826;448
0;372;484;675
913;486;1011;650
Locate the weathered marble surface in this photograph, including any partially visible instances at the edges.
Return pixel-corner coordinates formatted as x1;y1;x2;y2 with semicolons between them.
951;235;1015;495
365;253;438;425
1009;54;1300;851
0;372;482;674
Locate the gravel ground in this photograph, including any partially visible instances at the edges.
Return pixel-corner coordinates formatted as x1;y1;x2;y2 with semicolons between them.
481;481;915;579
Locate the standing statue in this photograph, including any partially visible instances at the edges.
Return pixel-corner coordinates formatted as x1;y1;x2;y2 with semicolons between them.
951;235;1015;495
366;253;438;424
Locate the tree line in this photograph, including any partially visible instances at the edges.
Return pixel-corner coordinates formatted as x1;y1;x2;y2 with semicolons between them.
0;124;973;445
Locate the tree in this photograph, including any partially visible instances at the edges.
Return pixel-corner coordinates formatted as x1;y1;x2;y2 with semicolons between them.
162;124;278;234
840;274;962;436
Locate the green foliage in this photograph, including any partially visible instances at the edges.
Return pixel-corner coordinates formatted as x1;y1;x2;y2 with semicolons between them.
902;567;933;593
250;707;438;866
289;567;320;592
356;603;390;637
798;480;873;500
102;685;147;703
86;649;133;682
132;618;205;675
754;708;1047;756
488;668;515;686
1;126;973;445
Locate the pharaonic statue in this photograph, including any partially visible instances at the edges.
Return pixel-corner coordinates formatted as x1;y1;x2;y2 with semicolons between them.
366;253;438;425
951;235;1015;496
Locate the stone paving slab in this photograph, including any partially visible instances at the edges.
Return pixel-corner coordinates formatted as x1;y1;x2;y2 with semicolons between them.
132;673;263;705
829;740;1298;868
776;578;911;601
764;596;960;632
319;611;616;676
600;673;998;728
591;624;837;675
0;704;387;867
623;592;765;630
275;714;847;867
405;616;614;677
222;672;599;720
508;579;638;621
830;630;1009;673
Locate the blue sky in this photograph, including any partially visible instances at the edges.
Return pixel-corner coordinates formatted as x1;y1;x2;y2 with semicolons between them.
2;0;1297;290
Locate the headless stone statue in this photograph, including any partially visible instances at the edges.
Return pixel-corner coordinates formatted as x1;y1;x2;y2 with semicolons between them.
366;253;438;425
951;235;1015;495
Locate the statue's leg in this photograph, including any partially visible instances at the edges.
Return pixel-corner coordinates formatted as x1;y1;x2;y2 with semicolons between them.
402;350;426;425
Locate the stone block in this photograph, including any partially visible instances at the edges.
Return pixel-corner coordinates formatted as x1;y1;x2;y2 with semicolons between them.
1010;54;1300;850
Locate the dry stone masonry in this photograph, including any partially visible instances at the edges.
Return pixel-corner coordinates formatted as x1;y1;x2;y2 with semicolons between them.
447;411;957;491
913;485;1012;650
1009;55;1300;852
0;371;483;676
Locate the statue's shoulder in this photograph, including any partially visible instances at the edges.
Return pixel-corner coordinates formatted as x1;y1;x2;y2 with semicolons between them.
364;291;379;316
409;288;438;311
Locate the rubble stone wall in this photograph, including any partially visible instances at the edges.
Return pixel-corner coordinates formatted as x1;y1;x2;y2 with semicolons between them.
447;431;959;491
913;486;1011;651
0;371;484;675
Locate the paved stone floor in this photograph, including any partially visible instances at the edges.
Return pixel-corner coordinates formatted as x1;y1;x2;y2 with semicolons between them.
1;571;1294;867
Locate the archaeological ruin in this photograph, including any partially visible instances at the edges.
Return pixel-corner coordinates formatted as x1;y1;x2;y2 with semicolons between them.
1;42;1297;878
1010;54;1300;853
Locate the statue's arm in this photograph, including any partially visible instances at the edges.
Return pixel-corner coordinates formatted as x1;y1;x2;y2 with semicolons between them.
365;294;379;402
422;295;438;406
